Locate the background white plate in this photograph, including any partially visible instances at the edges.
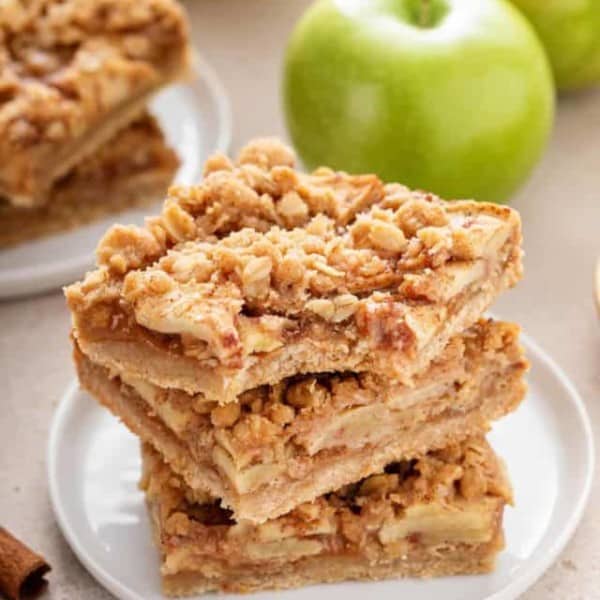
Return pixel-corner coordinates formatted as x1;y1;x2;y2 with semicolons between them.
0;55;231;300
48;334;594;600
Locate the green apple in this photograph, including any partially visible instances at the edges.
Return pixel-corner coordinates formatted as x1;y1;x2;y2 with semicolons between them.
510;0;600;91
283;0;555;203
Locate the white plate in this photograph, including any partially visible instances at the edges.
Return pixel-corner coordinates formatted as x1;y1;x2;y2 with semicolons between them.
48;333;594;600
0;54;232;300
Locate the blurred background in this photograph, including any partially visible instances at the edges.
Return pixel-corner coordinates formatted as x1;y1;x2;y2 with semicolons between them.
0;1;598;598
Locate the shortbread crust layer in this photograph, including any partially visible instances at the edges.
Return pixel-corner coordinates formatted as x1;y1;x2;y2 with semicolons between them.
66;139;523;403
74;321;526;523
141;437;511;595
0;114;178;248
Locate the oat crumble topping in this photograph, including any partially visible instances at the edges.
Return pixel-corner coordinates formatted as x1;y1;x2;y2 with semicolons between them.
66;138;521;372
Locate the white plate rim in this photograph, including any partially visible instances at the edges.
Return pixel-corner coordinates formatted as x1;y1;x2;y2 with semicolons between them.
47;333;595;600
0;52;232;301
189;52;233;159
486;332;594;600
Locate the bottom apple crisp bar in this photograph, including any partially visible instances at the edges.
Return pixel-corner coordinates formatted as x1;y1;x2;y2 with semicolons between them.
0;115;179;248
142;436;511;595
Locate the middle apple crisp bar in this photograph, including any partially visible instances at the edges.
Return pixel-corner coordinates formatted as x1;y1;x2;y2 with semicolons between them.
75;318;527;523
66;139;523;404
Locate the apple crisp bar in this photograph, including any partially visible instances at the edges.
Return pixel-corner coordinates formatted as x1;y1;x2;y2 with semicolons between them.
75;319;527;523
141;436;512;595
0;114;178;248
66;139;523;404
0;0;189;206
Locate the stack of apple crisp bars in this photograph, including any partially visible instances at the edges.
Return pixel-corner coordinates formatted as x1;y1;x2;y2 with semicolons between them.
66;138;528;595
0;0;190;247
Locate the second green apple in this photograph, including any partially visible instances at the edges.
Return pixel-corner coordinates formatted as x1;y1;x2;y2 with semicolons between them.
510;0;600;92
283;0;555;203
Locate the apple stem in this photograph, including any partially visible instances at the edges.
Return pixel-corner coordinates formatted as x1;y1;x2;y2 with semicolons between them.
419;0;431;27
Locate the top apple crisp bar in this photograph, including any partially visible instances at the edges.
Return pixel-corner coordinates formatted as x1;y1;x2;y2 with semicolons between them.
0;0;189;206
66;139;523;403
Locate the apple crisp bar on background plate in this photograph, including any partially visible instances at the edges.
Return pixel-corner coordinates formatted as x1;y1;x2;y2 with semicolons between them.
0;0;190;207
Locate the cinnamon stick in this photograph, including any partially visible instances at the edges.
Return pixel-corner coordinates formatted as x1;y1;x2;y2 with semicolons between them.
0;528;50;600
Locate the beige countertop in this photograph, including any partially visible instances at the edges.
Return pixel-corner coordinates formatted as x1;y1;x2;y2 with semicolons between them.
0;2;598;598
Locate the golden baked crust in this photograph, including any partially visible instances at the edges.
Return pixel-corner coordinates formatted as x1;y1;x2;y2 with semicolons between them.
142;437;511;595
66;138;523;402
160;545;506;596
0;0;189;206
0;113;179;247
74;319;527;523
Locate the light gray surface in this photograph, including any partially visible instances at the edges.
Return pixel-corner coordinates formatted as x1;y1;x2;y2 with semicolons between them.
0;2;598;598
